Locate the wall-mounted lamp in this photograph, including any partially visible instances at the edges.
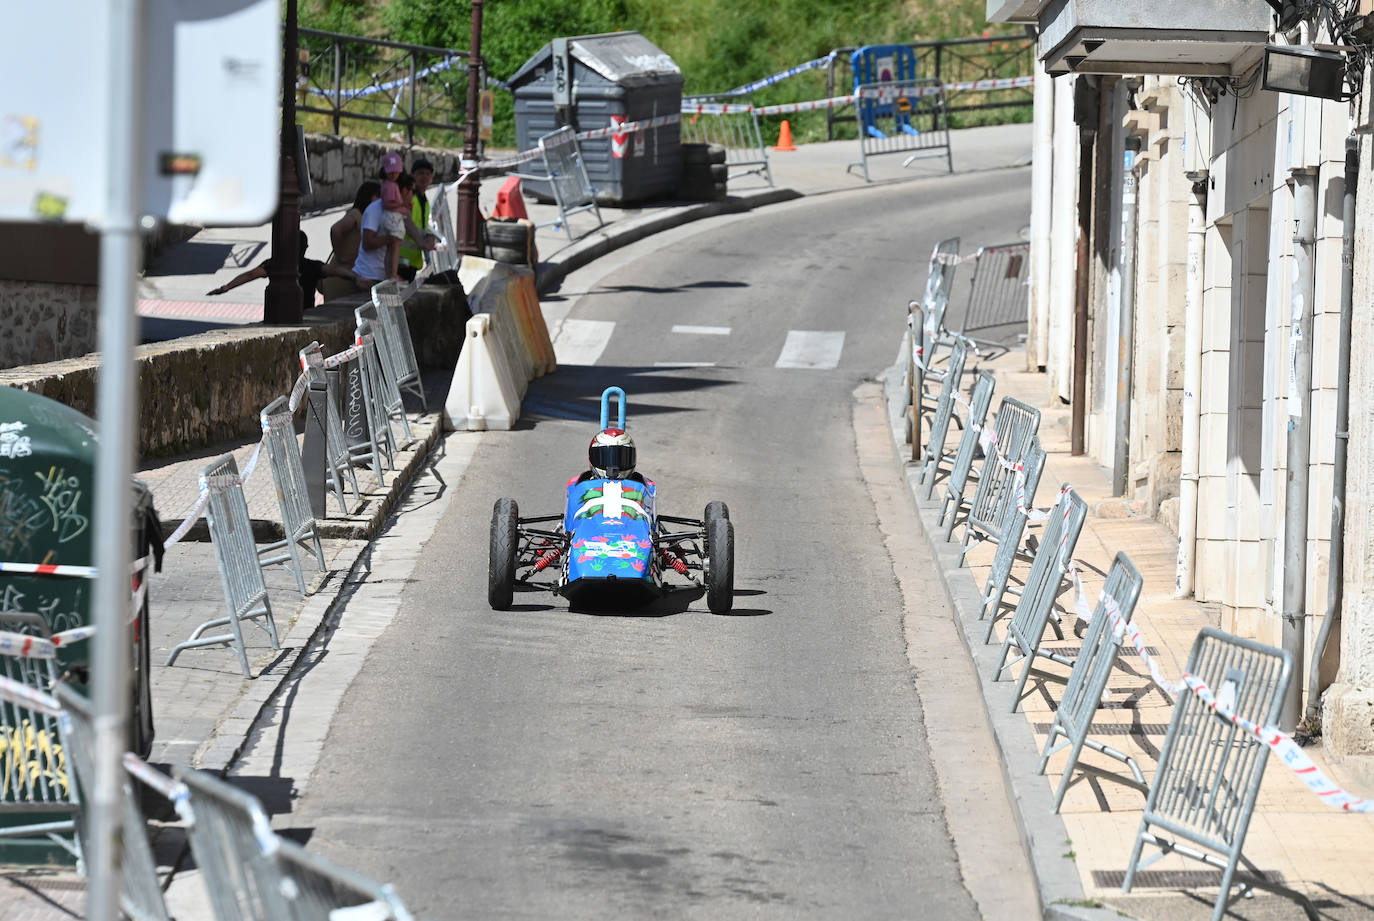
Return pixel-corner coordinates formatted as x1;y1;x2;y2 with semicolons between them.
1261;44;1347;100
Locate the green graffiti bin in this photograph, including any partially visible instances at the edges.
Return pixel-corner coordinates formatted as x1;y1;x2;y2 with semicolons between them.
0;387;162;864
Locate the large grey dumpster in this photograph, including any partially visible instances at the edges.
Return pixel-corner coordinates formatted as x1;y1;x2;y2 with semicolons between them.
509;31;683;205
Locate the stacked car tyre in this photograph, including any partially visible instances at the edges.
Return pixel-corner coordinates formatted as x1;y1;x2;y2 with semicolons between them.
677;144;728;201
486;218;538;266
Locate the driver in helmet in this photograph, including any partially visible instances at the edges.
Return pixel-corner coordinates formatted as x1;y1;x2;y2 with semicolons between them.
578;427;647;484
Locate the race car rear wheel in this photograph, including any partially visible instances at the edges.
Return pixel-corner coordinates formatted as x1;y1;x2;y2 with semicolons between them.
489;498;519;610
704;500;730;525
706;516;734;614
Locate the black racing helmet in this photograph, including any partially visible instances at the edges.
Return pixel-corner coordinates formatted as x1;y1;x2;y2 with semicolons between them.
589;428;636;478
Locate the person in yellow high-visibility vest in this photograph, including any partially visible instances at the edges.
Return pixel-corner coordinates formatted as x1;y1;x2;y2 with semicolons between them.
398;158;434;279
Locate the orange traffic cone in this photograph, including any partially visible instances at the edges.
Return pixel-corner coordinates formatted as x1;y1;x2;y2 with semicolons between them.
774;119;796;152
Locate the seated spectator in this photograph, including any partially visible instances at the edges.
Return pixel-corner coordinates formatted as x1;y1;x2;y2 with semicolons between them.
207;231;360;314
322;181;381;300
353;172;436;287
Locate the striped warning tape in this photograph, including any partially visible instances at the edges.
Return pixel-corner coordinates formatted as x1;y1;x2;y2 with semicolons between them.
1089;594;1374;813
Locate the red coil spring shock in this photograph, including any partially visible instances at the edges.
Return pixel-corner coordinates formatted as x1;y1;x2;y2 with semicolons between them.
534;547;562;572
660;548;688;575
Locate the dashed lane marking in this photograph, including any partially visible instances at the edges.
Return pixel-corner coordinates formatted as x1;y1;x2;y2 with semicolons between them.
671;324;731;335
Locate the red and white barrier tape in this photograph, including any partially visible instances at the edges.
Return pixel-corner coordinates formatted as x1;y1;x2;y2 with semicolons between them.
0;625;98;660
1093;594;1374;813
685;75;1034;117
0;561;97;578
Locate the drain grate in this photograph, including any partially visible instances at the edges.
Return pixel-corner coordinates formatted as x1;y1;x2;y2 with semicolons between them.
1042;644;1161;657
1035;722;1170;736
1093;868;1286;889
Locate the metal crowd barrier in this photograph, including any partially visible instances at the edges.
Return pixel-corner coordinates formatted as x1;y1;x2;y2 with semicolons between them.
175;766;292;920
916;338;968;494
260;397;326;595
936;371;995;527
847;78;953;182
681;107;774;186
1124;628;1317;921
0;637;81;865
988;482;1084;659
366;284;428;410
356;319;410;458
166;455;281;678
977;442;1048;643
174;765;418;921
914;236;962;398
955;396;1041;553
512;126;604;240
53;682;173;921
426;182;460;275
356;307;415;445
300;343;363;511
946;242;1031;353
1036;552;1147;812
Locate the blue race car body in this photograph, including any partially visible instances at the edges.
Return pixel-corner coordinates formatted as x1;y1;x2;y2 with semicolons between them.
487;387;735;613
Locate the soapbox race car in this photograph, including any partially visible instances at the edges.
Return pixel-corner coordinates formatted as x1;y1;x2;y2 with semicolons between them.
488;387;735;613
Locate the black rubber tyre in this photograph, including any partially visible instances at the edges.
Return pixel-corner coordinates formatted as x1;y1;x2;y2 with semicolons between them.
488;498;519;610
681;142;714;165
706;516;735;613
485;219;532;246
709;162;729;182
489;244;528;266
704;500;730;526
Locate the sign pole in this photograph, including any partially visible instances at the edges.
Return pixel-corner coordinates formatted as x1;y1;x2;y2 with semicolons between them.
90;0;144;917
264;0;303;323
455;0;484;255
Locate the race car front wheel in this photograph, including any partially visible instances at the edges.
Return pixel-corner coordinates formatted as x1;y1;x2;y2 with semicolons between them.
706;516;734;614
704;500;730;526
489;498;519;610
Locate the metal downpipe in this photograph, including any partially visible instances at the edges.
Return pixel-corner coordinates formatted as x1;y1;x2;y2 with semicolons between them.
1175;178;1207;598
1029;59;1054;371
1282;167;1319;731
1071;127;1095;456
1113;144;1140;496
1306;136;1358;723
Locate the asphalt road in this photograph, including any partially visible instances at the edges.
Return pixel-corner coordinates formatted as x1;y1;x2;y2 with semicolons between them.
275;169;1032;920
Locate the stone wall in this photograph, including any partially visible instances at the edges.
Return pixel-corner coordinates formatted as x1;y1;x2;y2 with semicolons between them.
0;284;469;459
0;281;100;368
301;134;466;212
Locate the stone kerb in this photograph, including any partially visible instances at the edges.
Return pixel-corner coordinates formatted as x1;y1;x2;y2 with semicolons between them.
0;285;469;459
302;134;467;211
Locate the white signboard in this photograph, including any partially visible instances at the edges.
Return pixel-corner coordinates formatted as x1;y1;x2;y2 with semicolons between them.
0;0;280;227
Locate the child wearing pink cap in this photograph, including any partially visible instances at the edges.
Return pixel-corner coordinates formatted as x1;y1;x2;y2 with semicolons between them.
378;151;407;280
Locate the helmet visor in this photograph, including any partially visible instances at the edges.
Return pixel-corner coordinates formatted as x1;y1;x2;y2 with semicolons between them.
590;443;636;476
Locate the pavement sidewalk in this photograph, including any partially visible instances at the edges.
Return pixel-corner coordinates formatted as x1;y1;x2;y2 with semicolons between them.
0;125;1036;919
886;348;1374;920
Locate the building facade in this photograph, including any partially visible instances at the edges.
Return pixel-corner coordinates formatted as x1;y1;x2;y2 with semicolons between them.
1009;1;1374;757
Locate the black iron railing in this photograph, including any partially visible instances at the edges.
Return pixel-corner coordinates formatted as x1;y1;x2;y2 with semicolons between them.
294;27;474;147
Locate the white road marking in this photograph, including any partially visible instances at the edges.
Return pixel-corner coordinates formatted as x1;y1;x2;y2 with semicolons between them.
671;324;731;335
653;361;717;367
554;318;615;366
775;330;845;369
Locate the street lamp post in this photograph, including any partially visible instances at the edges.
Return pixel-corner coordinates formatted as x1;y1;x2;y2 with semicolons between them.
264;0;303;323
455;0;484;256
